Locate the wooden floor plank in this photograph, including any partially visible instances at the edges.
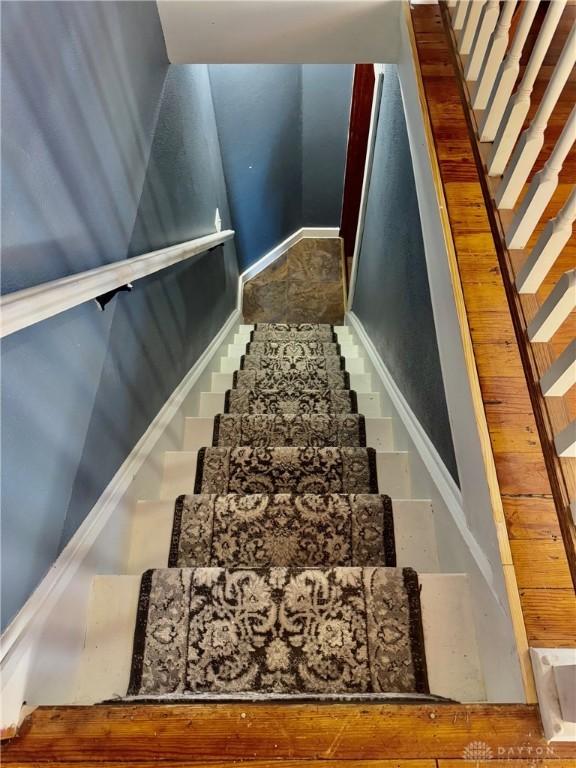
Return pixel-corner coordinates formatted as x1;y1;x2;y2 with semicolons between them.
4;704;576;762
410;2;576;647
9;762;436;768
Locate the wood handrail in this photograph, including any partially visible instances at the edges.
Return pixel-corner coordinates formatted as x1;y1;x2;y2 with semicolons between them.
0;230;235;338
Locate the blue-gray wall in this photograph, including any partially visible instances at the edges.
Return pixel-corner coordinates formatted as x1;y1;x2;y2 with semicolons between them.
209;64;353;271
1;1;238;627
208;65;303;274
302;65;353;225
352;67;458;481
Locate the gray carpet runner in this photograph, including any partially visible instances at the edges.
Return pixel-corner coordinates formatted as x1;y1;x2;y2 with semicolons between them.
247;340;341;357
252;323;336;341
169;493;395;567
194;447;378;495
224;388;358;415
128;566;428;697
240;354;345;372
213;413;366;447
127;323;430;700
233;368;349;392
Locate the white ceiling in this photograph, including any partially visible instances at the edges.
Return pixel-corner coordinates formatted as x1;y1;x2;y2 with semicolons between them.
157;1;403;64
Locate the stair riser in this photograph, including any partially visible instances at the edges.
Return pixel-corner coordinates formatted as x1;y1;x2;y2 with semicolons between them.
160;450;411;500
211;371;372;393
126;498;440;574
219;355;366;374
74;572;483;705
183;416;395;451
198;391;383;418
228;343;361;358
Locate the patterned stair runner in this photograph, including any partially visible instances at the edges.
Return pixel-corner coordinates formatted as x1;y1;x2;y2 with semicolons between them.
128;566;428;697
169;493;395;567
213;413;366;447
127;324;430;700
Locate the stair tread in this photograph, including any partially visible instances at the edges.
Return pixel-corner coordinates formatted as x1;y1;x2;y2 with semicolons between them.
232;368;351;392
213;371;371;394
127;497;440;574
224;388;361;415
184;415;393;451
161;448;411;500
212;413;367;447
247;340;342;357
75;570;483;704
173;492;395;568
194;446;379;495
240;353;347;371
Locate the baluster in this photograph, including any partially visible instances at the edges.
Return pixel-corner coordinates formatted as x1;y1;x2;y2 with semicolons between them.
466;1;500;82
459;0;487;55
479;1;539;142
453;0;471;32
488;0;567;176
541;339;576;397
517;185;576;293
528;268;576;342
555;420;576;458
473;0;518;110
496;23;576;209
447;0;458;7
506;107;576;248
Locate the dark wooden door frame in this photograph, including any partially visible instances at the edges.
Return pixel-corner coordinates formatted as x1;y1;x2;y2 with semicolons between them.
340;63;376;290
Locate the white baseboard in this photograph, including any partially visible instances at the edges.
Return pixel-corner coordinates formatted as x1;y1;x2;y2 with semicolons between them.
347;310;526;702
237;227;340;311
347;311;497;592
0;308;240;731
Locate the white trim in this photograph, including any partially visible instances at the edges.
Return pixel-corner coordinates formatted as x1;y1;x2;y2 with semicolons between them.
347;310;499;597
531;648;576;742
237;227;339;312
0;230;234;339
347;66;385;310
0;308;239;728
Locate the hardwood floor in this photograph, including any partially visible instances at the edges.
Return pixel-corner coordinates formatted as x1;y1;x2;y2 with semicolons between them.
4;703;576;763
410;3;575;654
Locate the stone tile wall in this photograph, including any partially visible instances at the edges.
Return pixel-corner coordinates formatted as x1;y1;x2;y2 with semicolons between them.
243;238;345;324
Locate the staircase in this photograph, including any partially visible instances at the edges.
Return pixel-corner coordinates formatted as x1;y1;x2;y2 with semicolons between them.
74;322;484;704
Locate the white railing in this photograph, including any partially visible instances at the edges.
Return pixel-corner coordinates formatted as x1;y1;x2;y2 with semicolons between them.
0;230;235;338
446;0;575;461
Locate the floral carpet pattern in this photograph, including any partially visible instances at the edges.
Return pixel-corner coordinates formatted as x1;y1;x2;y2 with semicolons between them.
225;388;358;415
128;566;428;697
194;447;378;495
169;493;395;568
233;369;350;393
127;324;429;700
247;340;341;358
240;354;345;372
213;413;366;447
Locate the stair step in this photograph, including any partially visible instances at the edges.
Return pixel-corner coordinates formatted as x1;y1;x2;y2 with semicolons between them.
183;415;394;450
161;448;411;499
236;324;353;343
211;371;372;393
198;390;382;418
228;342;360;358
74;570;483;705
126;497;439;574
220;355;366;374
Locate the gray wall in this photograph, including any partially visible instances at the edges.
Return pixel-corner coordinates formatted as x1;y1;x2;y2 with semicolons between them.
352;67;458;481
302;65;353;225
1;2;238;627
209;64;353;271
208;65;303;274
